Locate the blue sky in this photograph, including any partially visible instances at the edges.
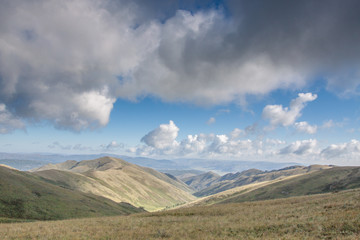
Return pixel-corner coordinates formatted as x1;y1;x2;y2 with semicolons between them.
0;0;360;166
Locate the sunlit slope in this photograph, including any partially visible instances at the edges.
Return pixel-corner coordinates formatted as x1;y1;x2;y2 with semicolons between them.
33;157;196;211
194;165;332;197
178;174;305;208
215;166;360;204
0;165;144;221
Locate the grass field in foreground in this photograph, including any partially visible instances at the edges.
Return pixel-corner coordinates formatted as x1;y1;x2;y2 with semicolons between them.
1;188;360;239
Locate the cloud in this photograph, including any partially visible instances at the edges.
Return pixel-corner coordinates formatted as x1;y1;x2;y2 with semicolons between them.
0;104;25;133
279;139;318;156
133;119;360;165
206;117;216;125
1;0;360;131
262;93;317;128
48;141;91;151
294;121;317;134
321;139;360;159
179;134;210;155
322;120;335;129
141;120;179;149
100;141;124;152
216;109;230;115
0;0;155;131
136;120;264;157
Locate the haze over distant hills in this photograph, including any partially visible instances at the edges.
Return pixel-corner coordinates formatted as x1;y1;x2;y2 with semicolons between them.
0;152;298;173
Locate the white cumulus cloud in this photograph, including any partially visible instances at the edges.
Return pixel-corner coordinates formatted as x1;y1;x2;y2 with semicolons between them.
141;120;179;149
262;93;317;128
294;121;317;134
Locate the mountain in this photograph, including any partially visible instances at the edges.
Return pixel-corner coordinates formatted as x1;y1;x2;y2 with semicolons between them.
182;172;221;191
160;169;205;180
0;165;144;221
193;165;332;197
32;157;196;211
0;152;298;173
185;166;360;207
218;166;360;204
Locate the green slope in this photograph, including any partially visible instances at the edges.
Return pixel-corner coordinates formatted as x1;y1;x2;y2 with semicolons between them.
217;166;360;204
0;165;144;221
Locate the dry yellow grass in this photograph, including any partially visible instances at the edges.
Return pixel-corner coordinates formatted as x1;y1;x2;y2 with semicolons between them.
1;188;360;239
33;157;196;211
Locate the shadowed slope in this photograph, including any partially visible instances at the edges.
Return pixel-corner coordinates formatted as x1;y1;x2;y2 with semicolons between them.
0;165;144;221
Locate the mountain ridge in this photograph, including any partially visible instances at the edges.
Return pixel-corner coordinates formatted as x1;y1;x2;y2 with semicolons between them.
0;165;144;221
32;156;196;211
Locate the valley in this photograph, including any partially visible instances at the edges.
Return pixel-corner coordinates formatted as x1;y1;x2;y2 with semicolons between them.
1;156;360;239
1;188;359;239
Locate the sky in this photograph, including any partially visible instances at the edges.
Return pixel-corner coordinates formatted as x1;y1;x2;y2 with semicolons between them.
0;0;360;166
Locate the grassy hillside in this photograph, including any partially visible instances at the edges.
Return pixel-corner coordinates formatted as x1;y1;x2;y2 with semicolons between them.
0;165;144;221
160;169;205;180
182;171;220;191
194;165;332;197
33;157;196;211
1;188;359;239
214;166;360;204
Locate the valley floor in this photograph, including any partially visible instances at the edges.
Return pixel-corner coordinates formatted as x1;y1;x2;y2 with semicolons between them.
1;188;360;239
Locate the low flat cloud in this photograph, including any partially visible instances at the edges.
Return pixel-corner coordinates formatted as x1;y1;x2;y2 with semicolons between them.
100;141;124;152
48;141;91;151
206;117;216;125
279;139;318;156
321;139;360;159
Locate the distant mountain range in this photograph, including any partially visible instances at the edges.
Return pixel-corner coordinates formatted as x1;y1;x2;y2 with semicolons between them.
0;152;298;173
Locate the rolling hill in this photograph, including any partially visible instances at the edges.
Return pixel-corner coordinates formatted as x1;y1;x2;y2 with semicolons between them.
217;166;360;204
1;187;359;239
32;156;196;211
182;166;360;207
193;165;332;197
0;165;144;221
182;171;220;191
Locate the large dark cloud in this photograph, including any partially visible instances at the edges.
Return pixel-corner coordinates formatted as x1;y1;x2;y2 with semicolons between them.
0;0;359;132
226;0;360;88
